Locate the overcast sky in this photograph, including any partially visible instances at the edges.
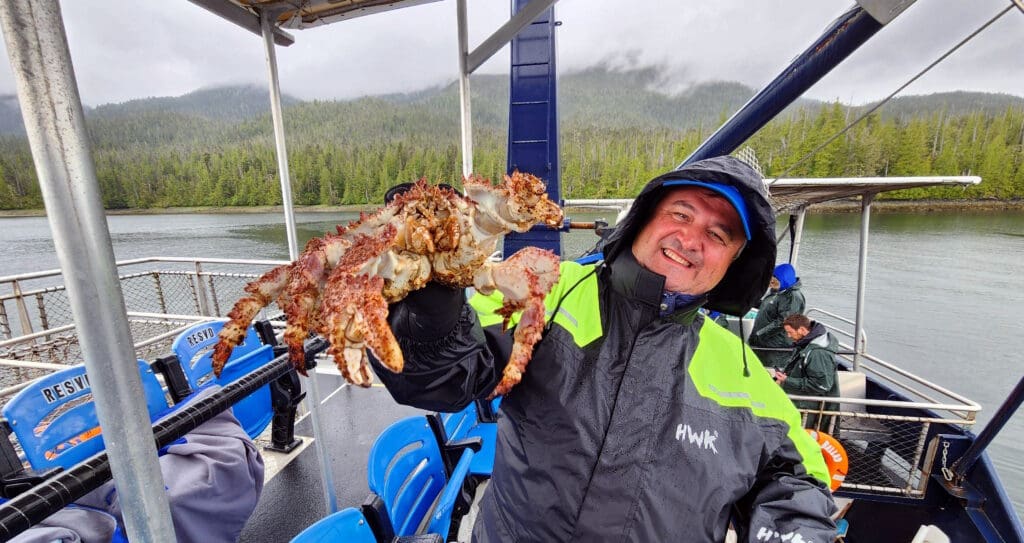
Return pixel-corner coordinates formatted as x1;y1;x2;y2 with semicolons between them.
0;0;1021;108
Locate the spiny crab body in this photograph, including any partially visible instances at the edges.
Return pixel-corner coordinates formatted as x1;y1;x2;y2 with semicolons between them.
211;172;563;397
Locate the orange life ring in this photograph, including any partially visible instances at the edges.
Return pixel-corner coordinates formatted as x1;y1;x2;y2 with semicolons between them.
807;429;848;491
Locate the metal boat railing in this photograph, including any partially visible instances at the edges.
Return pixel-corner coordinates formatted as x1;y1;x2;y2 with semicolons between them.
793;397;977;498
0;256;288;397
0;255;984;503
806;305;979;413
806;307;867;354
787;306;980;499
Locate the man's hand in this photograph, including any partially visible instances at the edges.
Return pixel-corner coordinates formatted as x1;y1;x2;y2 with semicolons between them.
774;370;787;384
388;282;466;342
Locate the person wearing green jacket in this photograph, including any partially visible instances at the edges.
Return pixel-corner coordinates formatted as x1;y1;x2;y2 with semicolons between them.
749;263;805;368
774;313;841;430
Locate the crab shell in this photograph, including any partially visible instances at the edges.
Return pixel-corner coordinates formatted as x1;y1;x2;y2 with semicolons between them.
211;172;563;397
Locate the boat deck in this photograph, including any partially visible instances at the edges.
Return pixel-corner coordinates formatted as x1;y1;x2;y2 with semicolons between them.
1;258;1012;543
240;370;421;542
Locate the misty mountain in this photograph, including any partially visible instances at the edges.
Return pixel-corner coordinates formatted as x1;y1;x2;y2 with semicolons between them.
0;85;298;136
381;67;820;132
860;91;1024;120
89;85;299;122
1;65;1020;210
1;67;1022;139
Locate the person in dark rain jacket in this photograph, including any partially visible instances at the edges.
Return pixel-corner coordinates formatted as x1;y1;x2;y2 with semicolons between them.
372;156;836;542
749;263;805;369
775;313;841;430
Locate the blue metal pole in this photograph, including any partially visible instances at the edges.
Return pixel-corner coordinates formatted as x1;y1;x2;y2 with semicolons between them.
953;374;1024;480
504;0;561;257
681;6;883;166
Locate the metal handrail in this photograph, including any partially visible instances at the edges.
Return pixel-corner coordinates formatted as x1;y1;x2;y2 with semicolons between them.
0;317;207;399
805;307;867;351
849;351;980;412
787;393;979;417
799;306;979;413
0;256;288;284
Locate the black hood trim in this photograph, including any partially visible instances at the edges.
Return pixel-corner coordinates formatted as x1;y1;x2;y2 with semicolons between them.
795;321;828;349
604;249;664;309
602;156;777;316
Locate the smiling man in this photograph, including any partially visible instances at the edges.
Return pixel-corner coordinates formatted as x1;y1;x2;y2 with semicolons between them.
374;156;837;542
631;183;748;295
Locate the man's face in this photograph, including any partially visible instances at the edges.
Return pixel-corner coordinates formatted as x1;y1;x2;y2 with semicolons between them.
784;324;807;342
631;187;746;294
769;276;780;291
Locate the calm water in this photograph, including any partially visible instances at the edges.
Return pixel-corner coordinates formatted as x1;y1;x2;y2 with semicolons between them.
1;210;1023;515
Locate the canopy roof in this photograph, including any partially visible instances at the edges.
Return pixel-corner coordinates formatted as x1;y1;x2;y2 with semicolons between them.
190;0;442;40
244;0;441;28
766;176;980;212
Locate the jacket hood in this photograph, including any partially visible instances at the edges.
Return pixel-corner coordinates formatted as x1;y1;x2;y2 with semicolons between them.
602;155;777;316
796;321;837;353
774;263;798;291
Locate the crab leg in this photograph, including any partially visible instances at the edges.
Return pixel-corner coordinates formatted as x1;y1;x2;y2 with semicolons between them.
317;226;404;381
474;247;561;397
281;237;331;374
212;264;290;376
320;273;403;385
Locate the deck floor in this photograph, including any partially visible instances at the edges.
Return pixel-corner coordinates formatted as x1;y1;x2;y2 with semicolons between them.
238;371;421;542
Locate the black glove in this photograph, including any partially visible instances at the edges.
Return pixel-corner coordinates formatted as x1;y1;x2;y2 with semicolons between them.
384;182;415;204
385;181;457;204
388;282;466;343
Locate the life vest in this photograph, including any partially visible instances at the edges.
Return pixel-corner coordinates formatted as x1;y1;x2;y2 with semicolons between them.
807;429;848;491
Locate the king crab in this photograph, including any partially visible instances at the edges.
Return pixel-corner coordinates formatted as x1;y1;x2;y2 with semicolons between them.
211;172;563;397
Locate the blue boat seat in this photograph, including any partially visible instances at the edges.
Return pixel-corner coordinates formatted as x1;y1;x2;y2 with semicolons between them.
835;518;849;541
440;398;500;476
366;415;478;539
426;446;476;536
441;400;478;439
367;416;446;537
171;320;274;440
2;360;170;471
290;507;378;543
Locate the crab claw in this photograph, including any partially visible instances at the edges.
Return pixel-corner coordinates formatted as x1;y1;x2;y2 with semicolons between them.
212;264;291;377
320;273;404;384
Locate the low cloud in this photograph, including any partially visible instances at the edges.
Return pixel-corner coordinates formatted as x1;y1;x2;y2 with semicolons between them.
0;0;1018;107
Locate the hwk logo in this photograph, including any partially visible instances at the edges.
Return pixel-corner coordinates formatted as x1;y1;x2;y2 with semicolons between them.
675;423;719;454
755;527;813;543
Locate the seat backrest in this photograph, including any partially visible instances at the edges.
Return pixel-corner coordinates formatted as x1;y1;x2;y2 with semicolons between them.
367;416;445;537
837;371;867;413
440;401;477;440
290;507;378;543
2;360;170;471
171;320;274;439
439;398;500;476
910;524;951;543
425;447;476;537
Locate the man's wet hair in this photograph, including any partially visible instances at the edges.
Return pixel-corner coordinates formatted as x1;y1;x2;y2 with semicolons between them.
783;314;812;330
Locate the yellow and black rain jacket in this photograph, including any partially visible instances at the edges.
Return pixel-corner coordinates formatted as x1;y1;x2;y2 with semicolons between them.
374;156;836;542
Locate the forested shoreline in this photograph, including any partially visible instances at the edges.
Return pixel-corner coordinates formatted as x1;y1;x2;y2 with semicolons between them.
1;76;1021;211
